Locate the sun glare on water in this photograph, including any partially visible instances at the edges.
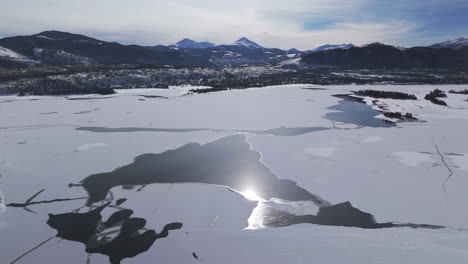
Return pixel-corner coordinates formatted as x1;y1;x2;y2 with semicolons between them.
242;189;263;201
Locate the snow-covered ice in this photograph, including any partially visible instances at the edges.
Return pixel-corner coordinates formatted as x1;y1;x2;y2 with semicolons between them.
0;84;468;264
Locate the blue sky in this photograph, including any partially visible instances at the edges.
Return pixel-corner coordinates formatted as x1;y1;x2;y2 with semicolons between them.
0;0;467;50
362;0;468;42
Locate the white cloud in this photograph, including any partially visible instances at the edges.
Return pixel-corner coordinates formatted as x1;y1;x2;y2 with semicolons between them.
0;0;420;49
254;21;420;49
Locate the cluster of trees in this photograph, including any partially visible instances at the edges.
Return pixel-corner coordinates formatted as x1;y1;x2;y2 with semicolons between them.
449;89;468;95
192;70;468;94
355;89;417;100
383;112;417;120
14;78;115;96
2;64;468;96
1;65;290;95
424;89;448;106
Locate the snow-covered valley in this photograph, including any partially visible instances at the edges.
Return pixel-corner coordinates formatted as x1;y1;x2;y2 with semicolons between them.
0;84;468;264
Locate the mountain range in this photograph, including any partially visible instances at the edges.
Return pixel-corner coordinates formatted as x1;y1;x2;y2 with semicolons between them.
171;38;215;49
430;37;468;49
168;37;264;49
148;37;298;66
307;44;354;53
1;30;467;70
0;31;213;68
301;42;468;70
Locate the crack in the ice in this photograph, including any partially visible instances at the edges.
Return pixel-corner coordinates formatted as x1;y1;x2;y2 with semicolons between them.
9;236;56;264
432;139;453;193
328;119;362;131
305;154;338;163
6;188;87;213
7;197;87;208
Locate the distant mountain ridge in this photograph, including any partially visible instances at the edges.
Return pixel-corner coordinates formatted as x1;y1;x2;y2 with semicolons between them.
234;37;263;49
158;37;295;66
170;37;263;49
430;37;468;49
308;44;354;53
171;38;215;49
301;42;468;70
1;30;468;70
0;31;213;68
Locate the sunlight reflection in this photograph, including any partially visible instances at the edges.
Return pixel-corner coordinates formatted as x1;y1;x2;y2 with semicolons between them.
241;189;263;202
246;202;267;230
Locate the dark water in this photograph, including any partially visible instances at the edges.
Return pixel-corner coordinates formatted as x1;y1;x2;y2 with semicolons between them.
5;190;182;264
46;202;182;264
78;135;327;206
324;94;396;127
253;202;444;229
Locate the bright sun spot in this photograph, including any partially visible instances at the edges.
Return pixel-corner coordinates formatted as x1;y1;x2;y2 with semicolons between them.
242;189;263;201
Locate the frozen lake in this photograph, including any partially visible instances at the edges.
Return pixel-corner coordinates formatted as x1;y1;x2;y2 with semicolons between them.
1;84;468;264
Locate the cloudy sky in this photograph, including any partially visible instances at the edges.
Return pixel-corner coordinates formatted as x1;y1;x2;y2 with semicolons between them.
1;0;467;50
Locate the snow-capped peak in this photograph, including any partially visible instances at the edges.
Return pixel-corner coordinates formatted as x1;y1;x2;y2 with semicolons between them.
430;37;468;49
172;38;215;49
234;37;263;49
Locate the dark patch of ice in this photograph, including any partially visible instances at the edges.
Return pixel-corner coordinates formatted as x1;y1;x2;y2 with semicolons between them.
324;94;396;127
73;110;93;115
116;198;128;206
47;203;182;264
138;95;169;99
79;135;328;206
257;201;445;230
302;87;328;91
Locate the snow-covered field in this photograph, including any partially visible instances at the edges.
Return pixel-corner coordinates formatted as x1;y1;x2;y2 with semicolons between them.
0;84;468;264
